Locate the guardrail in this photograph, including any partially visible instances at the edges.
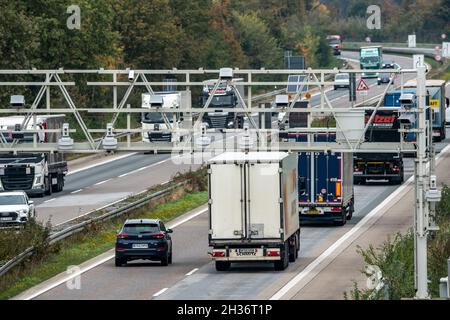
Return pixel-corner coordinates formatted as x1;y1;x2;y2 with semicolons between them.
0;181;187;278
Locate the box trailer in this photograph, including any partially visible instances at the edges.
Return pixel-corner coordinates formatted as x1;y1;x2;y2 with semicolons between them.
208;152;300;271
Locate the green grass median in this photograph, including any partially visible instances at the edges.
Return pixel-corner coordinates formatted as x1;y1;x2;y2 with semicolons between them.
0;190;208;300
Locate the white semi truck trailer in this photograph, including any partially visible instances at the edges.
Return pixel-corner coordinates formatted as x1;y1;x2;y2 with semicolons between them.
208;152;300;271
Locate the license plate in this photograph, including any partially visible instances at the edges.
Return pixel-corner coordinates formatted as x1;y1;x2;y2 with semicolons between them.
353;172;363;175
132;244;148;249
0;217;13;221
230;248;262;257
308;209;320;215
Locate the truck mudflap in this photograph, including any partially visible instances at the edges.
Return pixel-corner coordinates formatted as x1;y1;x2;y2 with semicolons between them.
211;247;281;261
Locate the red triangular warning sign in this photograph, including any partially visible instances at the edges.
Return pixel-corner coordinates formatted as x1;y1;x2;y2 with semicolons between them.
356;79;369;91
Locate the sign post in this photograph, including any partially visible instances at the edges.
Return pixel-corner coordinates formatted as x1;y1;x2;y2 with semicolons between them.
443;42;450;58
408;35;416;48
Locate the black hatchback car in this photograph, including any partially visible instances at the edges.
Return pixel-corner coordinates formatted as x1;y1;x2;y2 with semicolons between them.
115;219;173;267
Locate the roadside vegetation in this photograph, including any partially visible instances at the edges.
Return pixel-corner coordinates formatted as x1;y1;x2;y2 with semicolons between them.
0;168;208;300
345;185;450;300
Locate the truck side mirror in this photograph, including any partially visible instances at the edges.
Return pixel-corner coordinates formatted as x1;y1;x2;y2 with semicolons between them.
446;98;449;108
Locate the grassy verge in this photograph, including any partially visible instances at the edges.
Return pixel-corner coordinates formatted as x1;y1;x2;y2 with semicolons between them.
345;185;450;300
0;190;208;300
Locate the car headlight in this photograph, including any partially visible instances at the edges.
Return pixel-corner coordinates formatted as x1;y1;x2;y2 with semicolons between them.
377;78;381;81
16;209;28;215
33;174;42;185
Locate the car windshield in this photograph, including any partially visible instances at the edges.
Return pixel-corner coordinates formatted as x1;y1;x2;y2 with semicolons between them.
122;223;160;234
328;39;340;45
0;195;26;205
335;74;349;80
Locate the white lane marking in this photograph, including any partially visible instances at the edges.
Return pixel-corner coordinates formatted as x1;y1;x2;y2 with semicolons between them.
21;252;115;300
94;179;111;186
185;268;199;276
70;189;83;194
121;159;171;177
44;198;56;203
67;153;137;176
270;142;450;300
168;208;208;229
153;288;169;297
118;173;130;178
22;206;208;300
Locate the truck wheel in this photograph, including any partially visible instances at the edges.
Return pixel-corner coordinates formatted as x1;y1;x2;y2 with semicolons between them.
274;242;289;271
45;177;52;196
289;236;296;262
334;211;347;226
347;201;354;221
215;261;230;271
51;174;62;193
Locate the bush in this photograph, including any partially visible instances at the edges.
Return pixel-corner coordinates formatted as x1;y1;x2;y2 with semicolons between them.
346;185;450;299
0;219;51;264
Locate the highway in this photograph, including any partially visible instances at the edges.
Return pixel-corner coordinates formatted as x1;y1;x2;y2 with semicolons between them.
13;51;448;300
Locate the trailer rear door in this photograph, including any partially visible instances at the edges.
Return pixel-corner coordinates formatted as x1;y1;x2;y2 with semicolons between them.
210;163;245;239
314;152;341;203
247;163;280;239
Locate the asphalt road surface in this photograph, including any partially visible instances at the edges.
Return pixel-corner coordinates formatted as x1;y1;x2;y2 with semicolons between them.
23;51;447;300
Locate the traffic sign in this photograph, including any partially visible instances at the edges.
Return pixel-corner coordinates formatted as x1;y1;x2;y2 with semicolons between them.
443;42;450;58
356;79;369;92
408;35;416;48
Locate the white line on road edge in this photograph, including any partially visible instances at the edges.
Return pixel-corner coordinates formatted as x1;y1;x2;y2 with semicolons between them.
44;199;56;203
67;153;137;176
185;268;199;276
18;206;208;300
18;251;115;300
153;288;169;297
94;179;111;186
70;189;83;194
270;142;450;300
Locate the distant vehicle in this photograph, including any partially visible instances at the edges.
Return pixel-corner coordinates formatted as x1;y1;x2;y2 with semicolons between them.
360;46;383;78
404;79;448;141
200;79;245;129
0;191;35;225
0;115;67;197
326;35;342;55
140;92;190;143
382;60;396;69
208;152;300;271
446;105;450;125
334;73;350;90
377;73;394;85
115;219;173;267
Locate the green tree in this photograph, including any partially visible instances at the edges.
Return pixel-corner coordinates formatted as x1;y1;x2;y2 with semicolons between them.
113;0;182;69
232;12;283;69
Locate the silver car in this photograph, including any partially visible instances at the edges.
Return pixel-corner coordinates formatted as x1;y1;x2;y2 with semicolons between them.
334;73;350;90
